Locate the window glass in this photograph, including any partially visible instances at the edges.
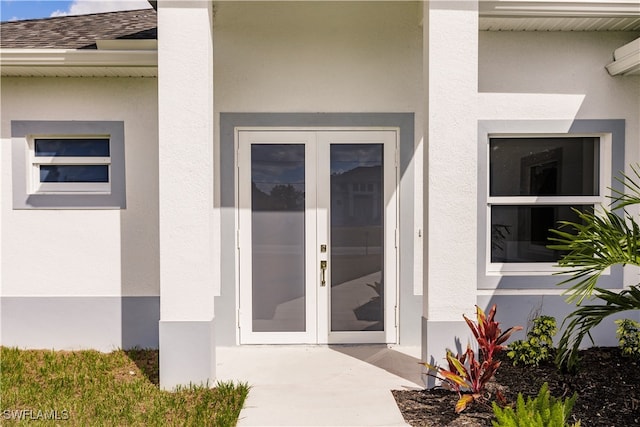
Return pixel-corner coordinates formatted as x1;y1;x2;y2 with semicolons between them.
490;137;598;197
35;139;110;157
40;165;109;183
491;205;591;263
489;135;602;264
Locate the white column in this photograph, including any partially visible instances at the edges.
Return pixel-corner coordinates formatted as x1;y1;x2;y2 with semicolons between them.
157;0;216;390
422;0;479;382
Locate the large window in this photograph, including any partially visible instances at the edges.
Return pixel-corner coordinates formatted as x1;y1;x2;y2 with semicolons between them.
488;135;609;272
11;121;125;209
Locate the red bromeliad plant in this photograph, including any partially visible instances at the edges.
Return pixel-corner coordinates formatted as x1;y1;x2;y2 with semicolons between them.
465;304;521;362
422;305;522;413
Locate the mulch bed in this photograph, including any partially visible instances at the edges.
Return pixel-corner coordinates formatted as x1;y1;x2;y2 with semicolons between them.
392;347;640;426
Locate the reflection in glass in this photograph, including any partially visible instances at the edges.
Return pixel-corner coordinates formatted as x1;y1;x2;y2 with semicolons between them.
490;137;598;197
251;144;306;332
35;139;110;157
40;165;109;183
330;144;384;331
491;205;592;263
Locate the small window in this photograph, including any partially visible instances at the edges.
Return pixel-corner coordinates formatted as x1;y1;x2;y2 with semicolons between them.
488;135;608;271
11;120;125;209
30;137;112;194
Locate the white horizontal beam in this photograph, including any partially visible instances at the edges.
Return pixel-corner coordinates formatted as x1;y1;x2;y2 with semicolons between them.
0;49;157;68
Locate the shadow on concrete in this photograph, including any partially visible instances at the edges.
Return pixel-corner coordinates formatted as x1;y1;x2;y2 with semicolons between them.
329;344;425;390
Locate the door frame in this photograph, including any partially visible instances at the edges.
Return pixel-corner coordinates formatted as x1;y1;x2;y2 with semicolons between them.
235;127;399;345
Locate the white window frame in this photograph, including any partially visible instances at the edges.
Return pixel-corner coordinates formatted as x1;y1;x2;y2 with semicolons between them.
11;120;125;210
28;135;112;195
486;132;612;275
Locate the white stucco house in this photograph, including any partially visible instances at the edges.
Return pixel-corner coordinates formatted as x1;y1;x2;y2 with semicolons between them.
1;0;639;390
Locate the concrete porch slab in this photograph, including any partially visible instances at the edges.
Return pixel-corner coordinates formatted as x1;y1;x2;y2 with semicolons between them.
216;345;424;427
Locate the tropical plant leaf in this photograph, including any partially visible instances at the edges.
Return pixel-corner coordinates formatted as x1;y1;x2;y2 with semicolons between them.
464;305;522;361
446;351;469;379
455;394;475;413
549;207;640;304
421;360;469;390
611;163;640;210
556;286;640;372
548;166;640;370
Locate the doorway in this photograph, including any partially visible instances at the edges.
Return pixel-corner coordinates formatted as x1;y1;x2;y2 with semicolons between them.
237;129;398;344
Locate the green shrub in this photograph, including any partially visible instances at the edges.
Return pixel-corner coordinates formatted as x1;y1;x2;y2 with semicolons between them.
507;316;557;367
615;318;640;358
492;383;580;427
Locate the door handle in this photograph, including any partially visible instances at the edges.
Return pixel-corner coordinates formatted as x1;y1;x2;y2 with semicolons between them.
320;261;327;287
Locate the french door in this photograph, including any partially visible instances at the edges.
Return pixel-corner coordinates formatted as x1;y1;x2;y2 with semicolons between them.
237;130;397;344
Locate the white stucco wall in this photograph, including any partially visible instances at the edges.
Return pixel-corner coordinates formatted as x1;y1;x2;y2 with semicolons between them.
0;77;159;297
158;2;215;322
422;0;479;323
213;1;422;115
479;31;639;154
477;31;640;344
157;1;217;389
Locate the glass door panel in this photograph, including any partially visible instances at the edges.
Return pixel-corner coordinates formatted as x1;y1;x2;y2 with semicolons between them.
317;131;397;345
251;144;306;332
238;131;317;344
330;144;384;332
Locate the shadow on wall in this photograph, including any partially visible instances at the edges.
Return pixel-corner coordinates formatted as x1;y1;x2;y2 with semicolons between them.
476;294;639;349
121;296;160;349
120;196;160;349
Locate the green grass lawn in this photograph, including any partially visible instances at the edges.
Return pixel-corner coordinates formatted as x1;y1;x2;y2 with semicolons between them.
0;347;249;426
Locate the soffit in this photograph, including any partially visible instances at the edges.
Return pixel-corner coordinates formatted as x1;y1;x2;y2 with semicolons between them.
480;1;640;31
480;16;640;31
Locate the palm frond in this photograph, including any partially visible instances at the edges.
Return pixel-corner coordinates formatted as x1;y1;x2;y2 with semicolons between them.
611;164;640;210
556;286;640;372
548;208;640;304
550;164;640;371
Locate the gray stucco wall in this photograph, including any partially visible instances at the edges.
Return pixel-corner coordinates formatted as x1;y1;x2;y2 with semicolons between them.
1;296;159;350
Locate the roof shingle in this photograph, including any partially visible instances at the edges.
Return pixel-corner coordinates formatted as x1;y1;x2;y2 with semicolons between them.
0;8;157;49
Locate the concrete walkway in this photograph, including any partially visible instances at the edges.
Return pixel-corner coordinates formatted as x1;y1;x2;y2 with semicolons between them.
216;345;424;427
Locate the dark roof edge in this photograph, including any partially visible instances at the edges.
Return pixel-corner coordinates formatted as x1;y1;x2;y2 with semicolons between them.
0;7;154;25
